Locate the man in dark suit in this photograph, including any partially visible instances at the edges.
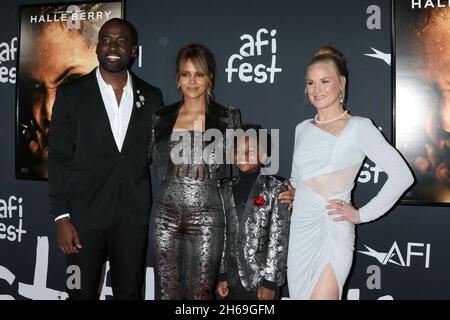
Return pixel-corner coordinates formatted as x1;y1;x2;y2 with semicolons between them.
48;18;163;300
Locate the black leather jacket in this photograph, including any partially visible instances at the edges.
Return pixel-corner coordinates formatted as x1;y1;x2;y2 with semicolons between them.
148;100;242;181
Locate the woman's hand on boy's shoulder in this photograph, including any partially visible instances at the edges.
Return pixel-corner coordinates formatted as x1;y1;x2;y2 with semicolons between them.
278;179;295;211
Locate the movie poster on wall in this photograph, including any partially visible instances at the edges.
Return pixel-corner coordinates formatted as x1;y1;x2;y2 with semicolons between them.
15;1;123;180
393;0;450;205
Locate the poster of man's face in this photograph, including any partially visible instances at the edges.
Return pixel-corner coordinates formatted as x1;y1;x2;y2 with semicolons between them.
16;1;123;180
394;0;450;204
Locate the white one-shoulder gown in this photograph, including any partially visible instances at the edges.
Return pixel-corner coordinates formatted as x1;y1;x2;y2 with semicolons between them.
287;116;413;300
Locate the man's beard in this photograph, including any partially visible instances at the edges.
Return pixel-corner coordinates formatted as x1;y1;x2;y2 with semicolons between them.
98;55;130;73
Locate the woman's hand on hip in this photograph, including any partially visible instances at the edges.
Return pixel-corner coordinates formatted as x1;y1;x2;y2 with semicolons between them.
326;199;362;224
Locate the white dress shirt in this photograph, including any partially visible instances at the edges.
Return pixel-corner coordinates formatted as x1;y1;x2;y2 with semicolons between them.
55;68;135;222
96;67;134;152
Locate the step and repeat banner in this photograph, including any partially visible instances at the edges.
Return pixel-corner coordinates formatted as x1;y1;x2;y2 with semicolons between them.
1;0;450;300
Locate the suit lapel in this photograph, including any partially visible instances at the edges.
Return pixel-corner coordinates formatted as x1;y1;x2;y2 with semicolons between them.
154;100;225;148
227;178;239;229
153;102;182;154
240;174;264;227
84;69;120;153
152;100;226;169
205;101;226;132
121;74;142;154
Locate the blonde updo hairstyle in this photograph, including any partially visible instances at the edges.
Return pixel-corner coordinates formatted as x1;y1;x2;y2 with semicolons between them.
306;46;349;106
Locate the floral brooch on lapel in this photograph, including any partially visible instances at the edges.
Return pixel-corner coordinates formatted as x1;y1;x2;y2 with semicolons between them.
136;89;146;109
253;195;266;207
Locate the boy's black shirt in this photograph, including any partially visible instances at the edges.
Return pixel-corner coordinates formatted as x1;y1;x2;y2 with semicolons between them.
233;168;261;221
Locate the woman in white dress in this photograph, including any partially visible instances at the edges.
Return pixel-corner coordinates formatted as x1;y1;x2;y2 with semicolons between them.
287;47;414;300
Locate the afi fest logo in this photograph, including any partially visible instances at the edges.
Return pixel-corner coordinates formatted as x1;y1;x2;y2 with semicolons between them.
0;236;155;300
0;37;17;84
348;241;431;300
358;161;384;184
0;196;27;243
358;241;431;268
226;28;282;83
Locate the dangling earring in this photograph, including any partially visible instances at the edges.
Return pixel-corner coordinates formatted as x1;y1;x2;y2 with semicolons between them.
339;91;345;104
177;83;181;90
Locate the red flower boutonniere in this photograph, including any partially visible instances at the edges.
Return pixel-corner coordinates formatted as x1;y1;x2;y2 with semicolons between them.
253;195;265;207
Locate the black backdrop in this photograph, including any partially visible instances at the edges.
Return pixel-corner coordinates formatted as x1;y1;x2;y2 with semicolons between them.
1;0;449;300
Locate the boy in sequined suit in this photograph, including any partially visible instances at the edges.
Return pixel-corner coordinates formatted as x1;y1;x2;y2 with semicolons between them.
216;124;291;300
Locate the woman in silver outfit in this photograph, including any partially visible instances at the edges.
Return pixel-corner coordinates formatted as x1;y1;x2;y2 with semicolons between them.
149;43;242;299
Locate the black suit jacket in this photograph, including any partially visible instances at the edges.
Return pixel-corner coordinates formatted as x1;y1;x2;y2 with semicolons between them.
48;68;163;229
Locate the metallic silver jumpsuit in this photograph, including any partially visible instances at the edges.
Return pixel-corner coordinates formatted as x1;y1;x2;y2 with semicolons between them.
149;101;241;300
152;131;225;300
